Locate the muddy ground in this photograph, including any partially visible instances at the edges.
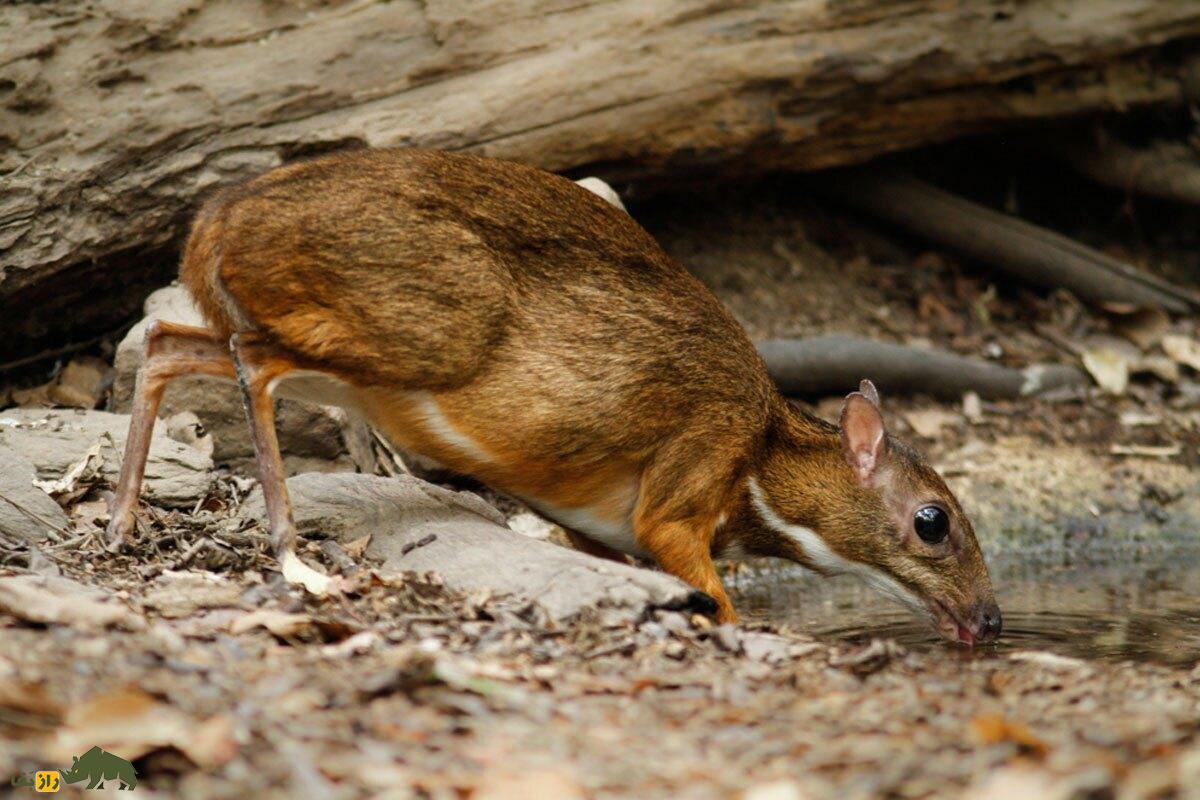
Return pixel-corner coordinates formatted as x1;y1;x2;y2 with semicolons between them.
2;143;1200;798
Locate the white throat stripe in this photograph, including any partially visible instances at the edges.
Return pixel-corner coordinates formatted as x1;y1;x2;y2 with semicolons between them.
746;477;925;615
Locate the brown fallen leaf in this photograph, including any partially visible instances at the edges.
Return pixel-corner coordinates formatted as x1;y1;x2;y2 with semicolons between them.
45;688;236;768
0;680;64;736
1163;334;1200;373
229;609;313;638
1110;443;1182;459
1133;354;1180;383
1081;348;1129;394
904;408;959;438
970;713;1049;759
32;441;106;506
1111;307;1170;351
342;534;372;559
0;575;139;630
12;381;55;408
474;770;587;800
829;638;904;676
48;357;110;410
143;571;244;618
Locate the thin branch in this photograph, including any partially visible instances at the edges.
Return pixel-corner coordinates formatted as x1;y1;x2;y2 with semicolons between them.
811;169;1200;313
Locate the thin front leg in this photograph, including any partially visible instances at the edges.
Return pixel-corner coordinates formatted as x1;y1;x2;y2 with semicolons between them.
106;321;236;550
636;517;736;623
633;439;743;624
229;332;333;595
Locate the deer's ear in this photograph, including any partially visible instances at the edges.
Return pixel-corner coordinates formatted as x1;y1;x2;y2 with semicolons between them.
840;390;887;485
858;379;881;408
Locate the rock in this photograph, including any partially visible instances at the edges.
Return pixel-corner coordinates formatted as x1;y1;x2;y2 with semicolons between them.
0;444;69;542
740;631;796;664
0;408;213;508
110;284;375;474
945;435;1200;552
164;411;214;459
242;472;701;623
0;574;140;630
11;356;111;410
505;510;556;541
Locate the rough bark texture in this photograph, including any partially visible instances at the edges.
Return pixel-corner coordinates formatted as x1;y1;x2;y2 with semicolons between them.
3;1;1200;362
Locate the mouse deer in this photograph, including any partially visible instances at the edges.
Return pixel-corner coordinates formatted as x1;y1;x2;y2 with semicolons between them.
107;148;1000;644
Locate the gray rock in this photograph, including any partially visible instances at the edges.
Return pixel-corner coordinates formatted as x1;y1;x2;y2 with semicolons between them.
0;408;213;507
0;574;140;630
0;444;69;542
111;284;375;473
943;435;1200;553
242;472;700;623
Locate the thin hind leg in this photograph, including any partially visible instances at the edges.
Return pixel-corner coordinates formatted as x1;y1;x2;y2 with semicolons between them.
106;321;235;550
230;332;334;594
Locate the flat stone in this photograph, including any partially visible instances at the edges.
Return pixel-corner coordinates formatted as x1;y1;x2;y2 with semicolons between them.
0;408;213;507
242;472;701;623
0;444;69;542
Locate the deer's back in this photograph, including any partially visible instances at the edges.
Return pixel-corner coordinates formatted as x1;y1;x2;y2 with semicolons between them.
181;148;772;436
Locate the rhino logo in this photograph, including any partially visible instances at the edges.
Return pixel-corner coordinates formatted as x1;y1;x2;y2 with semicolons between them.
59;746;138;790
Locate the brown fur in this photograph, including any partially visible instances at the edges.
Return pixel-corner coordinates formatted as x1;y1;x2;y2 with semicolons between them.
171;148;996;633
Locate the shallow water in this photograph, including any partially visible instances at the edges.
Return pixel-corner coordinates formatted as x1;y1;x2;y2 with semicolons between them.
734;548;1200;666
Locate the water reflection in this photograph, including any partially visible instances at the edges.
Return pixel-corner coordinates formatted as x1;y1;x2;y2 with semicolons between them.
733;549;1200;666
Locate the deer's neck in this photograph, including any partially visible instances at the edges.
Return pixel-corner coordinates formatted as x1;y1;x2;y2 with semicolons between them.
713;407;847;563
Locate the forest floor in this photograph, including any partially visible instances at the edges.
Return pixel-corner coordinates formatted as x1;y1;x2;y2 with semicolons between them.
2;142;1200;798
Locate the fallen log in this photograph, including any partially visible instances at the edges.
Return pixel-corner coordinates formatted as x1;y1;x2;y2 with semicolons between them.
759;335;1087;400
810;170;1200;312
3;1;1200;363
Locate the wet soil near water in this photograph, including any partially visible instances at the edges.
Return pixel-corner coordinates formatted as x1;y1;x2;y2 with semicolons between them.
736;547;1200;667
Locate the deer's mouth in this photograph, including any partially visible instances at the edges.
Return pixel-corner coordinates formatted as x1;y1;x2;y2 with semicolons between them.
927;599;975;647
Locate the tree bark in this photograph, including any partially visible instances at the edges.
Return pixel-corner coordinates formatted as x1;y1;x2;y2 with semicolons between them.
3;1;1199;362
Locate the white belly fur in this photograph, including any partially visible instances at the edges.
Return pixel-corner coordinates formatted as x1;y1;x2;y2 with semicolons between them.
521;493;647;559
270;377;646;558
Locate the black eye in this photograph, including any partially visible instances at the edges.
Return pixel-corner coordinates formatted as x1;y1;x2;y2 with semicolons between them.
913;505;949;544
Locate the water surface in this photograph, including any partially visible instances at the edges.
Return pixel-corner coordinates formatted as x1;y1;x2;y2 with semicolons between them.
734;548;1200;666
